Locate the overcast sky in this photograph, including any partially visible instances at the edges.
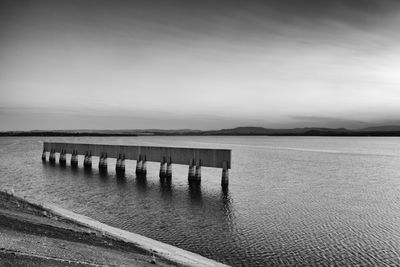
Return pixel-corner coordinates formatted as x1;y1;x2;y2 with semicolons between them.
1;0;400;130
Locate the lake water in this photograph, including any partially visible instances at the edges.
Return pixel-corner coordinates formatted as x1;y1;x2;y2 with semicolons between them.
1;136;400;266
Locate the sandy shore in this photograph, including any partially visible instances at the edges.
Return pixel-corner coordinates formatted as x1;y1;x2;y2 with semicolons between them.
0;189;228;267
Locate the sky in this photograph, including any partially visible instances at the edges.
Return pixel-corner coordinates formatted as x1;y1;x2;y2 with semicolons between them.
1;0;400;130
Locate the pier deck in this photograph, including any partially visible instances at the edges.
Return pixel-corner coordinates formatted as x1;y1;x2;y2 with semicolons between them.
43;142;231;185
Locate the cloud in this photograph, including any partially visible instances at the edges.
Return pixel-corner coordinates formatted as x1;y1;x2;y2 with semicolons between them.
1;0;400;130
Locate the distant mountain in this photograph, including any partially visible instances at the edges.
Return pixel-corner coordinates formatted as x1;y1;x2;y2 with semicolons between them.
205;127;274;135
204;127;350;135
358;125;400;132
2;126;400;136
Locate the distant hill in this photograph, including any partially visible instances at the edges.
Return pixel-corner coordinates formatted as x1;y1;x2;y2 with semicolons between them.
358;125;400;132
1;126;400;136
204;127;350;135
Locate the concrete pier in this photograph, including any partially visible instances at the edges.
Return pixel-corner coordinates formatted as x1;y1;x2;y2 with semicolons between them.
43;142;231;185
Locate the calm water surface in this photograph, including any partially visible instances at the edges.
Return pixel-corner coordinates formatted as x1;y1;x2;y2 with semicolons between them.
1;136;400;266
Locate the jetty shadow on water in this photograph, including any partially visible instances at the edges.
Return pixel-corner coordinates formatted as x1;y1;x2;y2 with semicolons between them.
115;172;127;185
41;161;233;224
135;175;147;189
98;169;109;182
159;177;172;199
188;181;202;204
41;162;231;205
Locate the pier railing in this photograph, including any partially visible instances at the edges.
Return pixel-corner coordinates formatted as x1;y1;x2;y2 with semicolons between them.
42;142;231;185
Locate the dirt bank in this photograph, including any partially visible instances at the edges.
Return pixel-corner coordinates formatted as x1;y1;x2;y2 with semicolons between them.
0;189;227;267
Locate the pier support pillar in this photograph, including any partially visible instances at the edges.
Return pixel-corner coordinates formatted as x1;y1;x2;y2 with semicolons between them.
116;154;121;172
41;149;46;162
188;159;195;180
195;160;201;181
221;161;229;186
71;150;78;168
59;150;66;166
116;154;125;175
120;154;125;174
84;151;92;170
49;149;56;164
159;157;166;178
99;153;107;171
98;153;103;169
166;158;172;179
141;156;147;176
136;156;142;176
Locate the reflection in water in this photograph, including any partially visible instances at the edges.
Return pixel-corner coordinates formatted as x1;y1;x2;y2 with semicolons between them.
83;167;92;174
220;186;233;220
40;157;235;265
160;178;172;190
135;175;147;189
116;174;127;185
159;177;172;200
98;169;108;182
59;161;67;169
188;181;202;204
42;162;232;218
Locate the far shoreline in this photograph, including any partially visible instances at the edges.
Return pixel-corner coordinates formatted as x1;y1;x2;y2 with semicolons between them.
2;125;400;137
2;132;400;137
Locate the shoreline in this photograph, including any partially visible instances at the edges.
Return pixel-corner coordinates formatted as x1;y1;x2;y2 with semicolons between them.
0;189;228;267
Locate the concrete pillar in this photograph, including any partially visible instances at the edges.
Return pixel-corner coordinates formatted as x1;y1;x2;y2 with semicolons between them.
84;151;92;169
116;154;121;172
135;156;142;175
195;160;201;181
41;149;46;162
99;153;104;169
141;156;147;176
159;157;166;178
166;157;172;179
99;152;107;171
87;152;92;169
71;150;78;168
59;150;66;166
221;161;229;186
62;150;67;165
116;154;125;175
49;149;56;164
102;153;107;171
120;154;125;173
188;159;195;180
